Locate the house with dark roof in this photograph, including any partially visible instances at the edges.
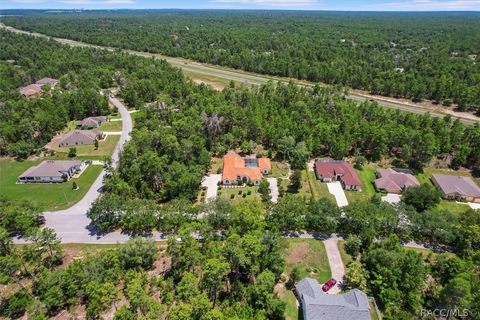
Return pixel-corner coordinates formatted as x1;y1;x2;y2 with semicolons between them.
374;168;420;193
432;174;480;203
295;278;371;320
18;160;86;183
314;160;361;191
80;116;108;129
59;130;104;147
222;152;271;186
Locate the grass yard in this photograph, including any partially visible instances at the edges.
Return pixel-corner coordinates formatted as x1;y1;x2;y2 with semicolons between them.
98;120;122;131
345;165;377;203
52;135;119;160
218;186;260;202
0;159;103;211
305;169;336;202
276;285;302;320
337;240;353;266
270;161;289;178
282;238;331;283
209;157;223;174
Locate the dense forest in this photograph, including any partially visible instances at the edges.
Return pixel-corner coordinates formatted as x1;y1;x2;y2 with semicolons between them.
1;23;480;320
2;10;479;113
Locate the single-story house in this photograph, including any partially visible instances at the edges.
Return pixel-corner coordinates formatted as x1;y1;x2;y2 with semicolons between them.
374;168;420;193
59;130;104;147
314;160;361;191
18;84;42;98
35;77;59;87
18;160;86;183
222;152;271;186
432;174;480;203
295;278;371;320
80;116;108;129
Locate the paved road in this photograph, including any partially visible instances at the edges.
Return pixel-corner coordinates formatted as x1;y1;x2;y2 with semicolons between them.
1;23;477;126
14;96;132;244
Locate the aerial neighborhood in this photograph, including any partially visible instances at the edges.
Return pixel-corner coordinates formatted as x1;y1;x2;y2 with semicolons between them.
1;7;480;320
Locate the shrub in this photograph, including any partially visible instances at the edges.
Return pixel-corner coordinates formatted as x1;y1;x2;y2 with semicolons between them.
242;193;247;198
247;190;252;195
230;194;235;199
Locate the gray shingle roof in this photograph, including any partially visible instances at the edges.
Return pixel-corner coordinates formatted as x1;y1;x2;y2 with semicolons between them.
432;174;480;198
59;130;102;146
374;168;420;192
295;278;371;320
19;160;83;178
35;77;59;86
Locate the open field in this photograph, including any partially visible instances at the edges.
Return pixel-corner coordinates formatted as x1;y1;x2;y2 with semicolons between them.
51;135;119;160
0;159;103;211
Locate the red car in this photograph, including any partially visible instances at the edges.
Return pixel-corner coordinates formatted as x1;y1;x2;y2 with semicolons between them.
322;278;337;292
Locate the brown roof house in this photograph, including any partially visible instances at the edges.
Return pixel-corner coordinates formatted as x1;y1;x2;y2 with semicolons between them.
18;160;86;183
374;168;420;193
18;84;42;98
295;278;371;320
314;160;362;191
432;174;480;203
80;116;108;129
59;130;104;147
222;152;271;186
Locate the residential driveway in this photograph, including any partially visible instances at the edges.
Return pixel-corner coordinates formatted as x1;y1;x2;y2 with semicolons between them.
104;131;122;135
468;202;480;210
327;182;348;207
201;174;222;202
13;96;133;244
323;235;345;295
267;178;279;203
382;193;401;204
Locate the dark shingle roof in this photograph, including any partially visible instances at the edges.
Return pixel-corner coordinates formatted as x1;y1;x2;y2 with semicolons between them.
295;278;371;320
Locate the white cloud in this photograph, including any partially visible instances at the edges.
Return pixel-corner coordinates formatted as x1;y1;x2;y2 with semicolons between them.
211;0;318;7
355;0;480;11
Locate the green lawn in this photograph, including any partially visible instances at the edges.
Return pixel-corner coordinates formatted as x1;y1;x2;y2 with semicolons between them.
98;120;122;131
278;288;302;320
345;165;377;203
218;186;260;202
270;161;289;178
52;135;119;160
0;159;103;211
337;240;353;266
305;169;336;202
282;238;331;283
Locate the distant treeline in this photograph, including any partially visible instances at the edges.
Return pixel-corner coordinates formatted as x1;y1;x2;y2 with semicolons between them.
2;11;480;113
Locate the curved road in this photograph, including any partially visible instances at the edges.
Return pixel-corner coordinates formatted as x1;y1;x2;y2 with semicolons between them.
1;23;477;126
14;97;133;244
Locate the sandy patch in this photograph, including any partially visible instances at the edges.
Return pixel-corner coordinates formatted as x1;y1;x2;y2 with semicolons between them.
287;242;311;264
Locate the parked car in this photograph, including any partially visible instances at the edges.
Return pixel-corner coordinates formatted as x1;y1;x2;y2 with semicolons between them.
322;278;337;292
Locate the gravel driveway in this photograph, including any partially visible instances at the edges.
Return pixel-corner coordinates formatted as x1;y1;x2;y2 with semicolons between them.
326;182;349;207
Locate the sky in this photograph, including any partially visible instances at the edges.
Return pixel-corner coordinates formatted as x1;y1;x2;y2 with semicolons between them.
1;0;479;11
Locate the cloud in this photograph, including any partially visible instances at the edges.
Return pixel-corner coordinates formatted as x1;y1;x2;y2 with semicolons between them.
57;0;136;4
356;0;480;11
210;0;319;7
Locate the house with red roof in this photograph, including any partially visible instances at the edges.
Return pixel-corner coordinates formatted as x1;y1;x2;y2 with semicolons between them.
222;152;271;186
314;160;361;191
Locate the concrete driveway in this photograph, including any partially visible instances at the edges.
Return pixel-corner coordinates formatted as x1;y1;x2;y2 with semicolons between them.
267;178;279;203
382;193;401;204
17;96;134;244
201;174;222;202
323;235;345;294
327;182;349;207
